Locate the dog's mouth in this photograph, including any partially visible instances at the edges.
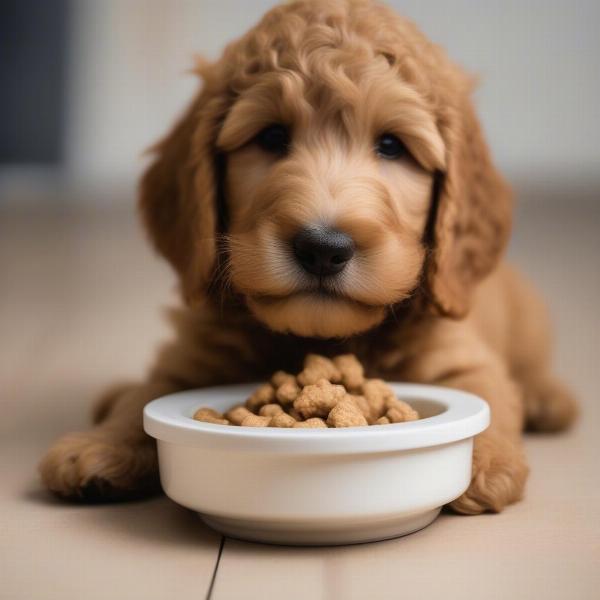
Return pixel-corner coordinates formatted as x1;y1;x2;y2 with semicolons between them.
249;286;381;311
245;285;388;338
247;262;388;309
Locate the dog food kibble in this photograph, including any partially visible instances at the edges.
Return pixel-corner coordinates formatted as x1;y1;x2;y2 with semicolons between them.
333;354;365;391
241;414;272;427
385;397;420;423
191;354;420;428
293;417;328;428
259;403;284;417
287;407;303;421
269;412;297;428
297;354;342;386
361;378;395;420
245;383;275;412
192;407;230;425
347;394;374;424
224;405;252;425
327;397;369;428
271;370;296;388
275;380;301;405
294;379;346;418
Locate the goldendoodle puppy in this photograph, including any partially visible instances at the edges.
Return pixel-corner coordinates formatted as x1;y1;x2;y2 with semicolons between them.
40;0;577;513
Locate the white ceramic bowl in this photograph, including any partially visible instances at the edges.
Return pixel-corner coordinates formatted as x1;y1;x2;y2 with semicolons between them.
144;383;489;546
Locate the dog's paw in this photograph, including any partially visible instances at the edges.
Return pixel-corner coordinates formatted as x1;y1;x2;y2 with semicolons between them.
39;430;160;501
448;434;529;515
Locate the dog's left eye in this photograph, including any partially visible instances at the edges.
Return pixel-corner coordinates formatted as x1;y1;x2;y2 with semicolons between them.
255;124;290;155
376;134;407;160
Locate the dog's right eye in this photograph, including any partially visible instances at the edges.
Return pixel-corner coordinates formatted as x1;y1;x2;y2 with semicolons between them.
376;133;407;160
255;124;290;155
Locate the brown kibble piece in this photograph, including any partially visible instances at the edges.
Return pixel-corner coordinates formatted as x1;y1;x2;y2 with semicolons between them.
294;379;347;418
271;370;296;388
327;397;368;428
361;378;396;420
287;407;302;421
276;380;301;405
385;397;420;423
259;403;284;417
225;404;252;425
192;407;229;425
362;378;396;399
269;413;297;428
241;414;272;427
347;394;374;423
245;383;275;412
333;354;365;391
297;354;342;386
293;418;328;428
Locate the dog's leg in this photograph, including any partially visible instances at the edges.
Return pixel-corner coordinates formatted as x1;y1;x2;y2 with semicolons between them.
39;309;258;501
396;323;530;515
39;380;176;500
511;321;578;433
502;270;578;433
91;380;139;425
520;373;578;433
439;366;530;514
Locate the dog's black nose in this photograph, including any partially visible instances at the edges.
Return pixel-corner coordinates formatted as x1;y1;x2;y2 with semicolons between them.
292;226;355;276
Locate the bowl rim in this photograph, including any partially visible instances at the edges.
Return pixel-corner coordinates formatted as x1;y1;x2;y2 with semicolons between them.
144;383;490;454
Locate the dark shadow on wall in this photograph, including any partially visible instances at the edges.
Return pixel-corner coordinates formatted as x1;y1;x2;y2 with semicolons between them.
0;0;69;165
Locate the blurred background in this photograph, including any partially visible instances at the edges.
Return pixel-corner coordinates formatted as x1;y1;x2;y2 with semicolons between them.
1;0;599;203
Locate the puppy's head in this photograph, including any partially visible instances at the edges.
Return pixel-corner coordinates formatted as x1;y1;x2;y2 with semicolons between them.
140;0;511;338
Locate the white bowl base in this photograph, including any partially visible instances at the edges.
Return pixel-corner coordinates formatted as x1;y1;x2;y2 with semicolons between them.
201;507;441;546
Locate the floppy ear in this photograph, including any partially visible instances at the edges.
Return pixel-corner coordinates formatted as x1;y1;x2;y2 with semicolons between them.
138;71;229;303
426;96;512;318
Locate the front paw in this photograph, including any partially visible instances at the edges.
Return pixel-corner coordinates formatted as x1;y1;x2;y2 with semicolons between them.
449;434;529;515
39;430;160;501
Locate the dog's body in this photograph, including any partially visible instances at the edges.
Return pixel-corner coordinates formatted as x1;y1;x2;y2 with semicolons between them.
40;0;577;512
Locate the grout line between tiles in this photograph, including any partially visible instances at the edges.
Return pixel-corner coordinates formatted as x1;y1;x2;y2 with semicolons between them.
205;536;226;600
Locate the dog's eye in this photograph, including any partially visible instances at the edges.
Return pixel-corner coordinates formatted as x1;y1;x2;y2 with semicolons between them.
376;134;407;159
255;124;290;155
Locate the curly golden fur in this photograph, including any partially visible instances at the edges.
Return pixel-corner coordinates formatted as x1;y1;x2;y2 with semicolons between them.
40;0;577;512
